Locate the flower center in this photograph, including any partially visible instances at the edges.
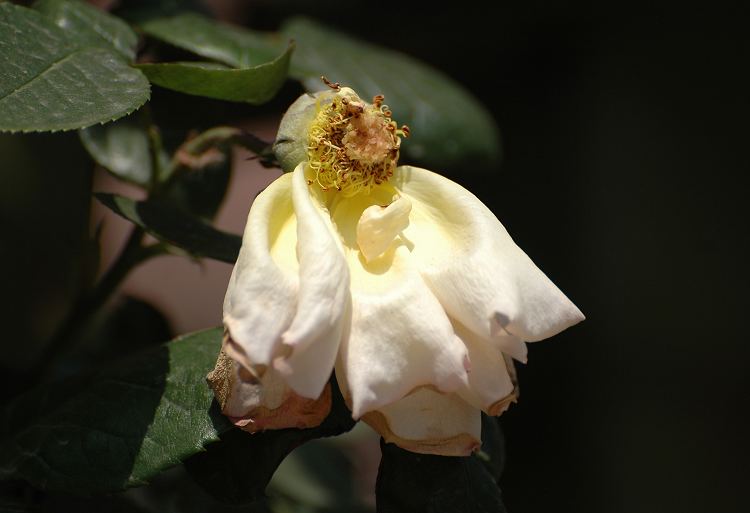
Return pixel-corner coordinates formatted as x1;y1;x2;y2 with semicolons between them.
307;82;409;196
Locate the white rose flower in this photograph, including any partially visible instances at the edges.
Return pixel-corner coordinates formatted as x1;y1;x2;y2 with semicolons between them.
209;84;584;455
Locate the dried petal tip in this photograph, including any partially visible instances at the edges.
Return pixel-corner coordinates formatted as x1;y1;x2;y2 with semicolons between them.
207;339;331;433
363;388;482;457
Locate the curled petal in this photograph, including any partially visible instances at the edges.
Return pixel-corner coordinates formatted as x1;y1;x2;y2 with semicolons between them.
275;164;350;399
223;165;349;400
330;191;469;419
453;320;518;416
395;166;585;345
207;346;331;433
223;173;297;371
363;387;481;456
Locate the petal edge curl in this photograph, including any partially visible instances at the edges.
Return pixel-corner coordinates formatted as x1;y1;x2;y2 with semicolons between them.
395;165;584;345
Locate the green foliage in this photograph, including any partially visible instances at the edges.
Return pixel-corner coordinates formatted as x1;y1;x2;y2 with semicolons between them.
184;377;356;506
139;12;279;68
0;4;509;510
138;12;500;170
95;193;241;263
158;126;237;219
283;17;501;169
33;0;139;60
79;112;155;186
136;45;292;104
0;3;149;133
0;328;231;494
137;12;292;104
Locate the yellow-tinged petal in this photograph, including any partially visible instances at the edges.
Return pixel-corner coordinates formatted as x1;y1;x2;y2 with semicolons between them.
394;165;585;346
274;164;350;398
356;195;412;262
223;173;297;371
329;189;470;419
223;165;350;400
216;86;585;457
363;387;481;456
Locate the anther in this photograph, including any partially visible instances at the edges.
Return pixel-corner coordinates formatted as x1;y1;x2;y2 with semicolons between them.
373;94;385;107
321;76;341;90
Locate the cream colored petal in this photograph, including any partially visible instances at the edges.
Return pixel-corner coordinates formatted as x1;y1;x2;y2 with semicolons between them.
452;320;518;416
356;195;412;262
330;189;470;419
395;166;585;346
223;173;297;371
274;165;350;399
223;165;349;400
363;387;481;456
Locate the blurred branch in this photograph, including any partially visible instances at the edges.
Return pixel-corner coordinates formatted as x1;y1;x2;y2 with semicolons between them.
30;227;165;384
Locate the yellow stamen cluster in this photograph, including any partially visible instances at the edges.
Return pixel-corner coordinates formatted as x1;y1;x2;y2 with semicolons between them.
307;84;409;196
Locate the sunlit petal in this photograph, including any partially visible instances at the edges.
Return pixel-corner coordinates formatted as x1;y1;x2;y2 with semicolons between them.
363;387;481;456
274;164;350;399
330;190;470;418
395;165;584;345
222;173;297;372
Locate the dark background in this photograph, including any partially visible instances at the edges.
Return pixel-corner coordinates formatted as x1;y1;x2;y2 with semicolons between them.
2;1;747;512
244;1;748;512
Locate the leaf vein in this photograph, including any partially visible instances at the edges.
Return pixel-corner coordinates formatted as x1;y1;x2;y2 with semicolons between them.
0;48;90;103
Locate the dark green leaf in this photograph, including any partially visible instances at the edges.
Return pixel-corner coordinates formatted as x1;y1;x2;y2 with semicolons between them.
0;3;150;133
376;440;507;513
79;112;153;186
0;328;231;494
283;17;501;170
34;0;138;60
95;193;241;263
136;44;292;104
139;12;280;68
185;377;356;506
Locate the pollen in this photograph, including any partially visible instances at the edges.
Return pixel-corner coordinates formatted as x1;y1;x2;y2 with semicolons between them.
306;85;409;196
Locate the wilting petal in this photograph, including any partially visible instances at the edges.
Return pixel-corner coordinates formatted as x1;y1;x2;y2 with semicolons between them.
274;164;350;399
223;173;297;371
330;190;470;419
223;165;348;400
363;387;481;456
395;166;585;345
207;347;331;433
452;320;518;416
